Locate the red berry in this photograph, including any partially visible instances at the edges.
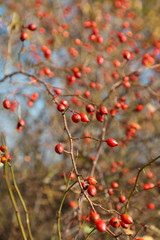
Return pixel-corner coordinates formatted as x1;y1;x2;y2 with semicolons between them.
60;99;68;107
96;220;107;232
123;50;131;60
84;90;90;98
7;153;12;162
74;71;81;78
18;119;25;127
28;99;34;106
0;145;8;152
96;83;102;89
90;210;100;223
121;103;128;110
106;138;118;147
57;104;65;112
121;214;133;224
87;176;97;185
123;82;131;88
17;126;23;132
147;203;155;210
92;27;99;34
3;99;11;109
97;35;103;44
110;108;116;117
68;172;76;180
90;34;96;41
54;89;61;95
1;156;7;164
120;96;126;102
120;221;128;229
109;217;120;228
119;195;126;203
80;113;89;122
87;185;97;196
99;106;108;115
44;68;51;75
143;183;154;190
69;201;75;208
122;21;130;29
72;113;81;123
84;21;92;28
55;144;64;154
90;156;96;162
97;56;104;65
90;82;96;88
20;32;28;41
113;60;121;67
147;171;153;178
137;105;143;112
111;162;117;168
108;188;114;195
148;182;154;188
17;120;25;131
86;104;95;114
118;160;123;166
30;93;39;102
123;76;129;82
96;112;104;122
28;23;36;31
111;181;119;189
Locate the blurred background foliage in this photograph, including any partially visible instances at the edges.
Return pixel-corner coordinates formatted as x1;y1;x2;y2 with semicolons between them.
0;0;160;239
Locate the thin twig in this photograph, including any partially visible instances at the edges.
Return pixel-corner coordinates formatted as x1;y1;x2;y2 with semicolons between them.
8;162;34;240
125;154;160;212
4;162;27;240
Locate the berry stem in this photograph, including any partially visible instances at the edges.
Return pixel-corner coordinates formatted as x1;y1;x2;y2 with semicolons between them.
4;162;27;240
57;181;77;240
90;118;108;176
125;154;160;212
8;162;34;240
85;228;96;239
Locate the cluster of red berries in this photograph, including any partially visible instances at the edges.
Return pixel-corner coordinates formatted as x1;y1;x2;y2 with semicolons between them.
142;53;155;66
124;122;141;142
20;23;36;41
41;45;52;59
43;67;54;78
89;210;133;232
86;176;97;197
0;145;12;164
109;96;128;117
27;92;39;108
3;99;25;132
71;112;89;123
17;119;25;132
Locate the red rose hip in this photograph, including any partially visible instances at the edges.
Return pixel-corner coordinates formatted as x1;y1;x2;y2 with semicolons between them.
3;99;11;109
55;144;64;154
20;32;28;41
106;138;118;147
109;217;120;228
80;113;89;122
87;185;97;196
28;23;36;31
121;214;133;224
87;176;97;185
96;220;107;232
72;113;81;123
99;106;108;115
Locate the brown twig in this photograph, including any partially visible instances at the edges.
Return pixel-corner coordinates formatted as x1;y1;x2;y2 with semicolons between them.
125;154;160;212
